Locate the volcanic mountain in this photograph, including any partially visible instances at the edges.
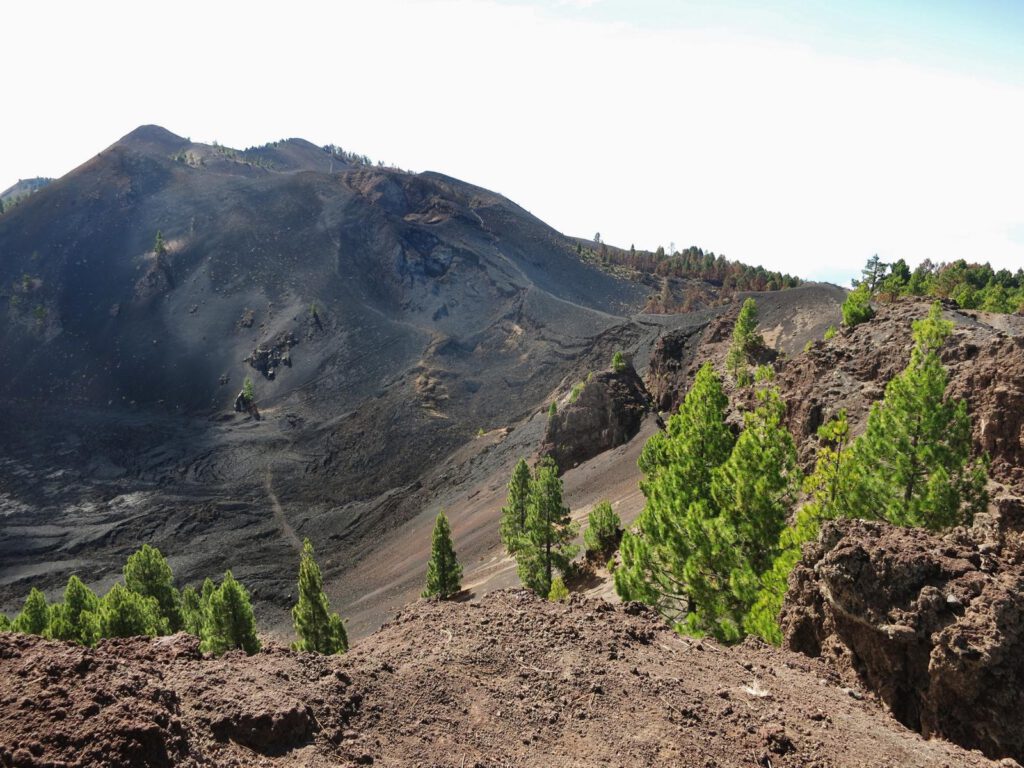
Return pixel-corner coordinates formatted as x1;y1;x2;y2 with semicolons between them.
0;125;842;635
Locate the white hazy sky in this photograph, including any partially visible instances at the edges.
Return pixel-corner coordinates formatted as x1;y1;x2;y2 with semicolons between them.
3;0;1023;283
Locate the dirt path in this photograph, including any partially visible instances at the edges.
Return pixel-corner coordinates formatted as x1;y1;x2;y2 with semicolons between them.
264;469;302;552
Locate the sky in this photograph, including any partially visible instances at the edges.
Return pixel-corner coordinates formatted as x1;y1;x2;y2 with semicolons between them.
2;0;1023;283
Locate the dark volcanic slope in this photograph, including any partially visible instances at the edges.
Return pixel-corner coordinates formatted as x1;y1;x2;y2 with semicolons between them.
0;125;662;621
0;124;643;411
0;125;846;640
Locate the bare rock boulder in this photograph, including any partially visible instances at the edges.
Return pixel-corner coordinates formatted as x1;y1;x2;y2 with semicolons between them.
542;365;651;472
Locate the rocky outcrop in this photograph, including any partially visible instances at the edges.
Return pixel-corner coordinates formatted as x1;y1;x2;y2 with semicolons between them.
646;324;708;412
781;519;1024;763
543;366;651;472
232;391;260;420
134;251;174;300
774;300;1024;483
245;332;297;380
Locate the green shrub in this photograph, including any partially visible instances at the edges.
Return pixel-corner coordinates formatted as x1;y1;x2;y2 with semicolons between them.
242;376;255;404
842;286;874;327
548;576;569;602
583;501;622;560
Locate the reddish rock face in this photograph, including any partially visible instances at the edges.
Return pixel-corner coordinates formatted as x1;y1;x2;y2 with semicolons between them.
772;300;1024;484
781;518;1024;764
541;366;651;472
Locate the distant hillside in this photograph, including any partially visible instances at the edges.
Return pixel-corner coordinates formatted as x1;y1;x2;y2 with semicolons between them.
573;238;801;313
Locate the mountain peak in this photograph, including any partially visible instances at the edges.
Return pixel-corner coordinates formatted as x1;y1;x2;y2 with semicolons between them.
114;124;188;154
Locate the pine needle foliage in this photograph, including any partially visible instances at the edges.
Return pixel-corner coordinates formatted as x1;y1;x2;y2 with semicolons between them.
583;501;621;561
516;457;579;598
47;576;100;645
847;302;988;530
292;539;348;655
616;363;799;643
746;412;853;643
685;383;798;641
179;585;205;637
548;576;569;601
98;583;165;638
422;511;463;599
842;284;874;327
13;588;50;635
499;458;532;555
615;362;734;620
242;376;255;405
203;571;260;655
726;298;763;383
123;544;182;631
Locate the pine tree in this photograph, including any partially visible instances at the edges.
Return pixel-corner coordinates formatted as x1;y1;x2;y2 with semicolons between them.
726;298;763;383
0;613;10;631
746;412;852;644
499;458;532;555
154;230;167;258
516;457;578;597
13;588;49;635
680;383;799;641
842;284;874;327
47;576;100;645
611;351;626;372
422;511;463;599
616;364;799;643
583;501;621;560
242;376;255;405
179;585;205;637
615;363;734;620
710;383;798;577
200;576;217;607
292;540;348;655
46;604;75;642
852;254;888;294
203;571;260;655
848;303;987;529
98;583;165;638
123;544;182;631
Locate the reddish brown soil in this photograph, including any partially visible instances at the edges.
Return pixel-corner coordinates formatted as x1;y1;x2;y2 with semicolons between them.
0;591;1001;767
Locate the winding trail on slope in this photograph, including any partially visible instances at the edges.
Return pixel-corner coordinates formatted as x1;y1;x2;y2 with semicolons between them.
265;469;302;552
